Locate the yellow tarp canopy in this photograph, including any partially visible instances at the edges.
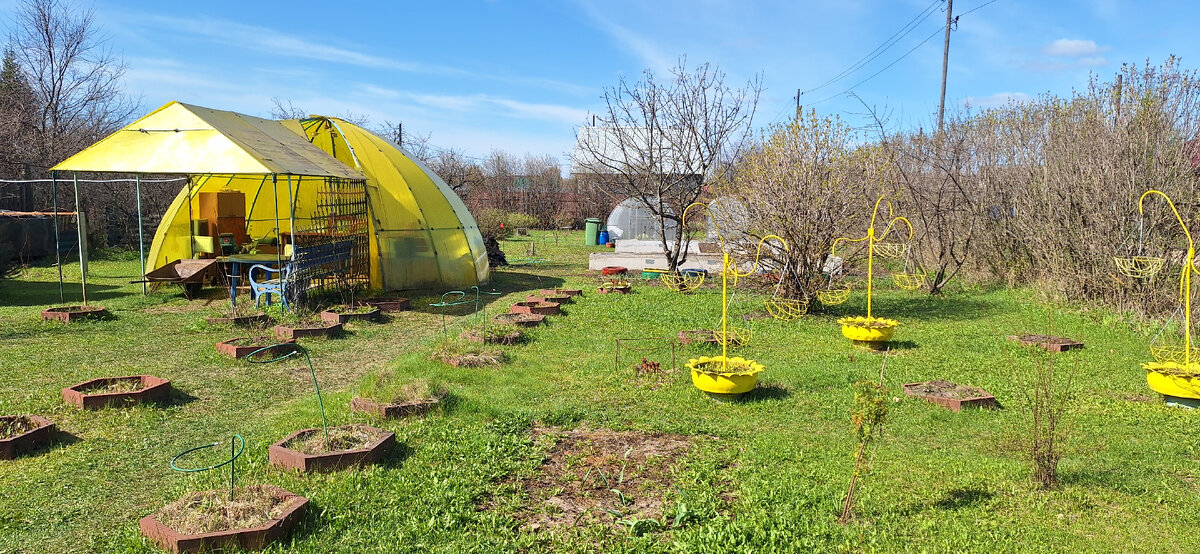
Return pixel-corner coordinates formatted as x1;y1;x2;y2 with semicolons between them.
52;101;363;179
51;101;488;291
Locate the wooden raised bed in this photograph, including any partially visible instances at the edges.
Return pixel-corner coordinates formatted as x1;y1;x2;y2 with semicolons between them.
903;380;998;412
319;305;381;325
539;288;582;298
0;415;55;459
215;337;296;359
360;297;411;312
510;301;560;316
273;322;342;340
138;485;308;553
268;424;394;473
62;375;171;409
41;305;108;323
350;396;442;419
1008;334;1084;352
493;313;545;328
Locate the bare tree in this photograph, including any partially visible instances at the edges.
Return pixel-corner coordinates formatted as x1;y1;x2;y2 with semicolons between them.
572;59;761;271
427;148;484;194
9;0;138;167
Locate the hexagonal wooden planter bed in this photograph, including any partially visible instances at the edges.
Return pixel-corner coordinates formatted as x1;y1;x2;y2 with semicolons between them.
139;484;308;553
204;313;271;327
216;337;297;359
360;296;411;312
41;305;108;323
62;375;171;409
461;326;523;345
1008;334;1084;352
273;322;342;340
0;415;55;460
268;424;394;472
351;395;444;418
510;301;560;316
493;312;545;328
526;293;572;305
539;288;582;298
903;380;998;411
319;304;381;325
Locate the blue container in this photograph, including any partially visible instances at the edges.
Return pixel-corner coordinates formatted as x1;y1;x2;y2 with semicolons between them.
681;268;708;278
598;229;610;245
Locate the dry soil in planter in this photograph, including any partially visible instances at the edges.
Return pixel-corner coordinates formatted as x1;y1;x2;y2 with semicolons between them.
351;396;443;418
139;484;307;553
360;297;411;312
540;288;582;298
510;301;560;316
269;424;395;472
461;328;523;345
0;415;55;459
493;313;544;328
319;305;381;325
526;294;572;304
1008;334;1084;352
41;305;108;323
216;337;296;359
903;380;998;411
62;375;170;409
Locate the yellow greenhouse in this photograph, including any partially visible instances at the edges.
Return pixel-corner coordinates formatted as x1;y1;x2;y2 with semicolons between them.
52;101;488;292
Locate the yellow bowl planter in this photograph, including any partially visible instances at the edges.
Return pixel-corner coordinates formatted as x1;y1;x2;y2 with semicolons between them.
687;356;764;395
837;316;899;343
1143;361;1200;399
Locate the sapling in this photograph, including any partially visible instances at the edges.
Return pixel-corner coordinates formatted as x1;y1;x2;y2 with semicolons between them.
840;377;890;524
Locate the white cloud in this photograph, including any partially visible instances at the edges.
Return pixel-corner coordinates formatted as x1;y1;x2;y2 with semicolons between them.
1041;39;1110;58
408;93;588;124
964;92;1032;109
576;2;674;73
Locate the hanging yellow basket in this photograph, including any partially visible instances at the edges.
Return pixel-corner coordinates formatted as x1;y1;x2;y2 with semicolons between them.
893;272;926;290
874;242;908;259
1113;256;1164;278
660;272;705;292
764;298;808;320
816;288;851;305
1149;343;1200;364
708;327;751;347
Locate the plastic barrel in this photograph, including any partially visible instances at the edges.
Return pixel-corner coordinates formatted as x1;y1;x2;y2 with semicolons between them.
598;229;610;245
584;218;601;245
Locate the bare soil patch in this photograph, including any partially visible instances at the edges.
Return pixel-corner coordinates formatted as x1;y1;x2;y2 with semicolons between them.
0;416;36;439
504;425;692;532
907;379;988;399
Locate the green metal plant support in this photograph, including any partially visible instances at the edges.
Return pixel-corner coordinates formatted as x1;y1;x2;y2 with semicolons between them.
170;434;245;501
247;344;329;450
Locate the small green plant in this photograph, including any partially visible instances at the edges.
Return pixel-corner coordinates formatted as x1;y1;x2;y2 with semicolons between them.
840;378;890;524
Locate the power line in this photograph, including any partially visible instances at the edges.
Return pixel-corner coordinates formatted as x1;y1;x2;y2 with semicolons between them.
960;0;1000;17
810;24;948;105
800;0;942;96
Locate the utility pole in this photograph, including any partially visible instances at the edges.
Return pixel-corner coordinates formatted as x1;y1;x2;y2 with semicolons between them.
937;0;954;135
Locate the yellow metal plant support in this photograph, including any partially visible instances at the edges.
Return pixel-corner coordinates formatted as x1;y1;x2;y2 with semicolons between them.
1139;190;1200;398
831;196;914;321
680;202;789;372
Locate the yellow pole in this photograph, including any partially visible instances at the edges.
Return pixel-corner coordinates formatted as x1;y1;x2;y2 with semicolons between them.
867;227;875;320
721;252;729;371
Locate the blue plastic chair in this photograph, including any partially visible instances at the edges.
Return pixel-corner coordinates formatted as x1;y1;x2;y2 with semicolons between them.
248;264;289;311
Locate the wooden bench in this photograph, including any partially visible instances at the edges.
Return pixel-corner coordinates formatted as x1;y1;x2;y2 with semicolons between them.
249;239;356;310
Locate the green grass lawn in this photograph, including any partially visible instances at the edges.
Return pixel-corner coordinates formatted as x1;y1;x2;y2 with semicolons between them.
1;231;1197;553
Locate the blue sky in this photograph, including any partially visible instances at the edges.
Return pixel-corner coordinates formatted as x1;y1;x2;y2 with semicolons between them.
2;0;1196;169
